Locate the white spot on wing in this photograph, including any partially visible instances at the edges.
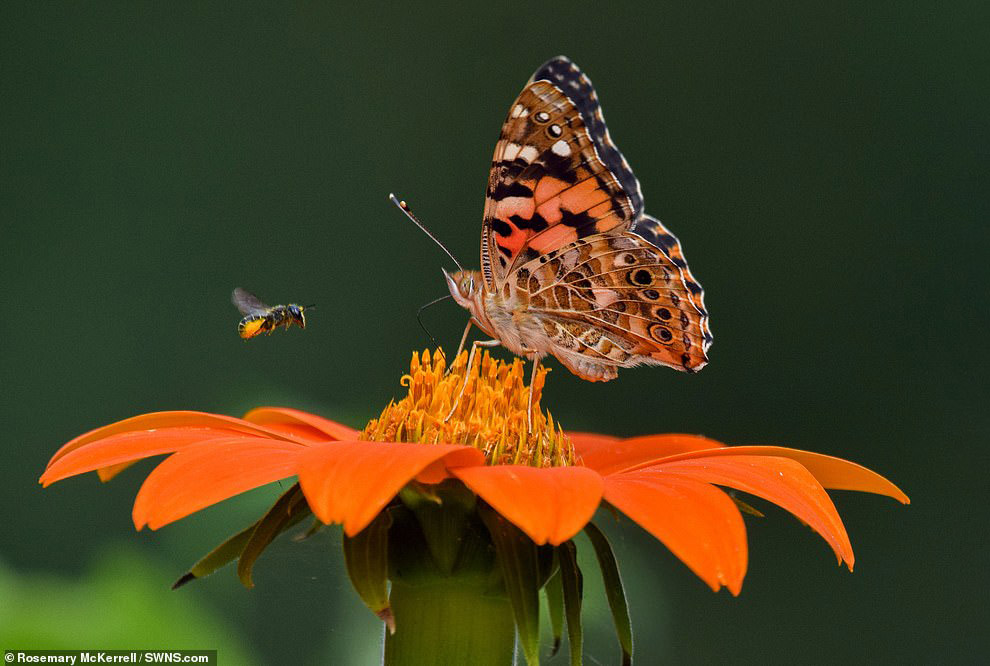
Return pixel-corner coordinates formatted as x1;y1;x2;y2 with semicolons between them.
502;142;521;160
551;140;571;157
497;196;534;217
518;145;539;162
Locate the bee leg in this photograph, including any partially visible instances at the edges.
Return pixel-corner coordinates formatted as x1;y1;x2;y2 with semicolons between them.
444;339;499;423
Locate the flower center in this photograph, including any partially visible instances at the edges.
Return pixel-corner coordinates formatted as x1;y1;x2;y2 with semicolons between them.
361;349;574;467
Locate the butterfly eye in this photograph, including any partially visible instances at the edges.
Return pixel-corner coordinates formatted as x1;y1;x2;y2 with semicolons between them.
458;277;473;297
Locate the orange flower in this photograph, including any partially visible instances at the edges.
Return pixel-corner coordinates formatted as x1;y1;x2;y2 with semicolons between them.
41;349;907;597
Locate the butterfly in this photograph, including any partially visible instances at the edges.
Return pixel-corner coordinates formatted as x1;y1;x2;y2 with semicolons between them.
399;57;712;425
231;288;310;339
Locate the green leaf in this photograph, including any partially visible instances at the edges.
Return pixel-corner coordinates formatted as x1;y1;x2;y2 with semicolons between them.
172;522;255;589
584;523;632;665
480;505;541;666
558;540;583;666
343;509;394;633
544;565;564;657
237;483;312;588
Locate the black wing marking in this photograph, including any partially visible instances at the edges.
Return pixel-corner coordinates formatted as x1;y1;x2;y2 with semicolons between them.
231;288;270;316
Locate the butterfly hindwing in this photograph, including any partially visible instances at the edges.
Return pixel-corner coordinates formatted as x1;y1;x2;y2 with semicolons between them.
482;58;639;288
631;215;713;351
519;232;710;376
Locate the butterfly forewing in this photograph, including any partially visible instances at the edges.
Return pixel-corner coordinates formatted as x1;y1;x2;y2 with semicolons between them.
527;57;644;216
482;68;638;288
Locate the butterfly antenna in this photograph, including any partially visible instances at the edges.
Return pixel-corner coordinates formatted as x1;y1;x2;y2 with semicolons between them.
416;293;453;360
388;193;465;272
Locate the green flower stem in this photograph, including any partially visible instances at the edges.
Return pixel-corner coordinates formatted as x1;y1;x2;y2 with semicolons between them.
384;484;517;666
384;576;516;666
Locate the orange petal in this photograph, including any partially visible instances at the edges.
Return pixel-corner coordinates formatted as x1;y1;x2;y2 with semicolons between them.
97;462;134;482
132;437;305;530
577;433;726;476
453;466;604;545
567;431;620;457
603;471;747;594
242;407;359;442
630;446;909;503
414;459;458;484
47;411;308;469
297;442;484;536
653;455;855;569
40;428;253;486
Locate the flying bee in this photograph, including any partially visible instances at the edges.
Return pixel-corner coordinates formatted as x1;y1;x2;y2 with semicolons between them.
231;287;311;339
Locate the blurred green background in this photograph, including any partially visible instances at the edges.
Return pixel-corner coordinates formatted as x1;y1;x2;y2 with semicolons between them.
2;2;987;663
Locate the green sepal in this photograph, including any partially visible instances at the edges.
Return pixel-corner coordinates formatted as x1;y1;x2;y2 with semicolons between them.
237;483;311;588
584;523;632;665
732;495;765;518
558;540;583;666
172;522;255;589
544;564;564;657
294;517;326;541
399;481;443;506
343;509;395;633
400;480;477;574
600;501;622;522
480;504;541;666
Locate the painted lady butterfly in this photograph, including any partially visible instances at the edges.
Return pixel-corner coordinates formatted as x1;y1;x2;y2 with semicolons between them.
400;57;712;423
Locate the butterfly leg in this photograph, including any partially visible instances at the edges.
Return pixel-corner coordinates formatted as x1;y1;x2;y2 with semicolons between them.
444;338;500;423
443;317;481;377
444;319;478;377
526;355;542;434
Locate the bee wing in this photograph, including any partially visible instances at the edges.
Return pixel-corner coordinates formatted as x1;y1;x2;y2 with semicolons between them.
232;288;270;315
